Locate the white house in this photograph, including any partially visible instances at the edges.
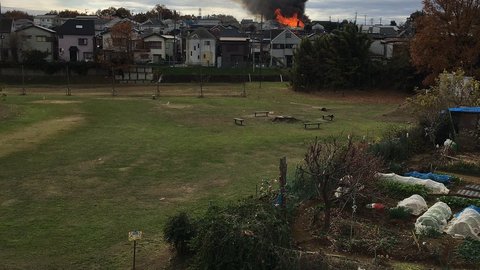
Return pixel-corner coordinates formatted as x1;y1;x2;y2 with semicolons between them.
270;28;301;67
15;25;56;62
186;28;216;66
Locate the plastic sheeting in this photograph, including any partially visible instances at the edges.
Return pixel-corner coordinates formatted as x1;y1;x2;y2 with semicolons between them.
445;207;480;240
397;194;428;216
404;171;452;185
415;202;452;234
377;173;450;195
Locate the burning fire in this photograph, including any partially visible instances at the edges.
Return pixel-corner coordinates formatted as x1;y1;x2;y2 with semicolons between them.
274;8;305;28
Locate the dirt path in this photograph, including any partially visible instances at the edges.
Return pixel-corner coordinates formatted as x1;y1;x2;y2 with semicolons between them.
0;115;84;158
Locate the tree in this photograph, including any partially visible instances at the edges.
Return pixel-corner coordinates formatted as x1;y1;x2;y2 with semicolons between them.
410;0;480;85
296;138;384;230
132;13;148;23
4;10;33;20
146;4;174;20
329;23;372;88
108;22;135;64
96;7;117;17
407;70;480;145
114;7;132;19
291;23;372;91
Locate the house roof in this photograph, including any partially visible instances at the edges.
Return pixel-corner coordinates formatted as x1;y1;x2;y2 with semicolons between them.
187;28;216;40
0;18;13;33
141;32;164;39
16;24;56;34
142;18;165;26
57;19;95;35
216;29;246;38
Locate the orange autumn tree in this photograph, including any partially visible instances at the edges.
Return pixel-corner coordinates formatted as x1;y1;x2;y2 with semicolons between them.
410;0;480;85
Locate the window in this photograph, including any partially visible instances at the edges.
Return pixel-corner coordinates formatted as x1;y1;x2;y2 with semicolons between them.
83;52;93;61
78;38;88;46
286;33;292;38
36;36;47;42
197;55;200;59
76;25;83;29
204;40;210;46
193;45;196;51
190;51;192;56
203;54;206;59
285;44;293;49
148;41;162;49
26;35;32;39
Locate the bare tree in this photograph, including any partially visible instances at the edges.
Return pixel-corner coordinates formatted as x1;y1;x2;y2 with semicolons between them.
298;138;384;230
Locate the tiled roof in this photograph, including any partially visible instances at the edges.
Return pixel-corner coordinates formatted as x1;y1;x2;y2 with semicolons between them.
57;19;95;36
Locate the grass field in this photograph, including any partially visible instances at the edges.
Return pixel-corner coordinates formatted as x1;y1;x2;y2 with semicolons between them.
0;83;408;269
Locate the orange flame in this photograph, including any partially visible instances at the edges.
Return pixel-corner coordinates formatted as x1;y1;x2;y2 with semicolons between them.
274;8;305;28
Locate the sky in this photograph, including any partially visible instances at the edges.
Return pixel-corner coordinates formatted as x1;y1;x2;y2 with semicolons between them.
2;0;423;24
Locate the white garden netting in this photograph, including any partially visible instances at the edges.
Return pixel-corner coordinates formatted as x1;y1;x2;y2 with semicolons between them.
376;173;450;195
397;194;428;216
415;202;452;234
445;207;480;240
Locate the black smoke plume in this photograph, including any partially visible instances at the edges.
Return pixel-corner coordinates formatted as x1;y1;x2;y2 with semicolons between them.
236;0;308;19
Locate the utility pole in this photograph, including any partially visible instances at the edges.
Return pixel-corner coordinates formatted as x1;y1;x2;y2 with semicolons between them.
259;14;263;89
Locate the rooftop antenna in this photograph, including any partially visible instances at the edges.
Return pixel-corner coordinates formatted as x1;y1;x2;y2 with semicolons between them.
198;8;201;18
361;14;367;26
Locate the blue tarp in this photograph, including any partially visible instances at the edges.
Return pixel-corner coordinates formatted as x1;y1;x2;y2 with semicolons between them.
404;171;452;185
448;107;480;113
454;205;480;218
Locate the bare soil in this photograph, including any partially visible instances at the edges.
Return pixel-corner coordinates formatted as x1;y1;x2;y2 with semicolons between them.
0;115;84;158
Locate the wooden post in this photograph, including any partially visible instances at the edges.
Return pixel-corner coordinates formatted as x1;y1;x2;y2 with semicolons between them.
132;240;136;270
111;67;116;96
21;65;26;95
66;64;71;96
242;80;246;97
279;157;287;210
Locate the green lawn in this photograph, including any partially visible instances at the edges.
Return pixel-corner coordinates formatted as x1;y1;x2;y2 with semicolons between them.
0;83;406;269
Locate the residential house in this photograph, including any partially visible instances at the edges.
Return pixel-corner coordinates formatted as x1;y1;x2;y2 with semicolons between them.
13;19;33;30
137;32;166;63
34;15;67;29
269;28;301;67
57;19;95;61
15;24;56;62
140;19;165;33
362;25;401;59
0;18;14;61
186;28;216;66
217;29;249;68
162;35;181;63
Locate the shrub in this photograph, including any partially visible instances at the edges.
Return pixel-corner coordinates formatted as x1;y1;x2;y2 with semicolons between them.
457;239;480;264
190;199;292;270
22;50;49;69
388;206;412;220
440;162;480;177
379;181;429;198
438;196;480;208
369;126;427;163
163;212;196;256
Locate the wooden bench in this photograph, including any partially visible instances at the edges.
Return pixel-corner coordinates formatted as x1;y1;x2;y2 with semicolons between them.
322;114;334;121
234;118;244;126
304;122;321;129
254;111;269;117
